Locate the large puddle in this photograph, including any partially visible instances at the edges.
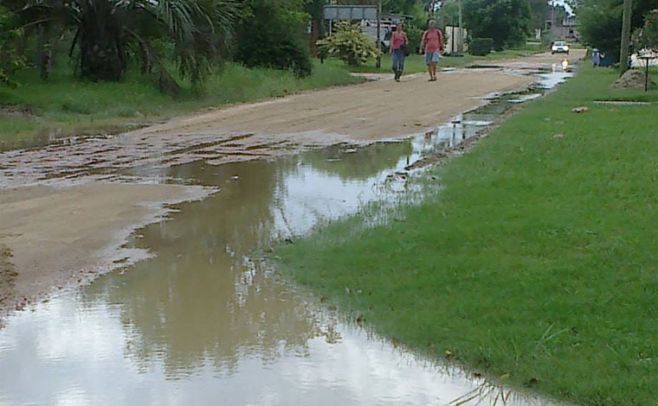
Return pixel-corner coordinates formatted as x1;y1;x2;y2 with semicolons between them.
0;72;571;405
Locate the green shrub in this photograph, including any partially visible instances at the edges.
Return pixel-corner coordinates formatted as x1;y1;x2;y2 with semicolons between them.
463;0;531;51
633;9;658;50
0;6;26;87
317;21;379;66
235;0;312;77
469;38;494;56
406;25;423;54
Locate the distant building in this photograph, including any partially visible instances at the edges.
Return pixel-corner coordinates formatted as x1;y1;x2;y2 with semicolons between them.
361;15;410;50
444;26;468;55
546;15;580;42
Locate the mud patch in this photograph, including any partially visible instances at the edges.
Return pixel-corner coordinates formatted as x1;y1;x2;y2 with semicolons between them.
0;246;18;314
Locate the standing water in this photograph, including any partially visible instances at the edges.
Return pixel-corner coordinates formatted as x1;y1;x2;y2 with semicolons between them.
0;72;571;406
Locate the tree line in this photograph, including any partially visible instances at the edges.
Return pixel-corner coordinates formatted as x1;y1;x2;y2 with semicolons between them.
0;0;318;90
0;0;560;90
0;0;547;89
2;0;656;91
575;0;658;61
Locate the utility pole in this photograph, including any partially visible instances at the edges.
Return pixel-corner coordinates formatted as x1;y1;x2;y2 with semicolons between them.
376;0;382;68
457;0;464;55
619;0;633;74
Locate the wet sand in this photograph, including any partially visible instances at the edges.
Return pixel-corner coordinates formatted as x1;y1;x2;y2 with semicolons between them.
126;69;532;141
0;55;570;317
0;183;211;317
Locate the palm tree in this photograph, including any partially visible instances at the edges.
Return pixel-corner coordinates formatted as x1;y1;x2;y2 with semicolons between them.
22;0;239;85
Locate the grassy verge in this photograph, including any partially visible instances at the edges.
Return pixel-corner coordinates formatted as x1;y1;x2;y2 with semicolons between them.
332;45;545;74
0;61;360;151
277;67;658;406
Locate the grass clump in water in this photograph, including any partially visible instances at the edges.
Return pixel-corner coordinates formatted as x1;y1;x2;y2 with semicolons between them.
277;66;658;406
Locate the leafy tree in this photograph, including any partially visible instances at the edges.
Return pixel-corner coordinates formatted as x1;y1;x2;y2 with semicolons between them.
528;0;548;31
21;0;239;86
577;0;658;61
0;5;26;87
527;0;570;32
644;9;658;48
633;9;658;50
382;0;422;14
317;21;379;66
234;0;313;77
406;24;423;53
463;0;532;50
438;0;460;26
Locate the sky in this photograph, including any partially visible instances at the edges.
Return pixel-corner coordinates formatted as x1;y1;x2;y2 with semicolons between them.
554;0;574;15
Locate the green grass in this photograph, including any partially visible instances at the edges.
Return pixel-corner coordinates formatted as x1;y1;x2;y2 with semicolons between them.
277;66;658;405
0;61;360;151
333;45;546;74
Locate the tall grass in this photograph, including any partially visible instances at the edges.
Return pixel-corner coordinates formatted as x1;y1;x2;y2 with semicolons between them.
0;61;360;151
277;66;658;406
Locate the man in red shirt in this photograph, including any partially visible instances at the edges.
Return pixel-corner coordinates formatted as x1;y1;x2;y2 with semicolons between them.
420;20;444;82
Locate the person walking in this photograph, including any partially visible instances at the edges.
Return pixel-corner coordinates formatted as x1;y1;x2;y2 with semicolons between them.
420;20;444;82
592;48;601;67
390;24;408;82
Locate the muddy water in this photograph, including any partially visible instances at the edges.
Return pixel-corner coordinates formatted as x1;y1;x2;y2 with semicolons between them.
0;76;569;406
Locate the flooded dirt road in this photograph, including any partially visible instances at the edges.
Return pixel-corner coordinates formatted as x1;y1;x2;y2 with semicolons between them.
0;53;577;405
0;67;536;314
0;135;561;406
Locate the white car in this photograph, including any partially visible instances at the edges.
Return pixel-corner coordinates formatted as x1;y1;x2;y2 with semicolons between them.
551;41;570;55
